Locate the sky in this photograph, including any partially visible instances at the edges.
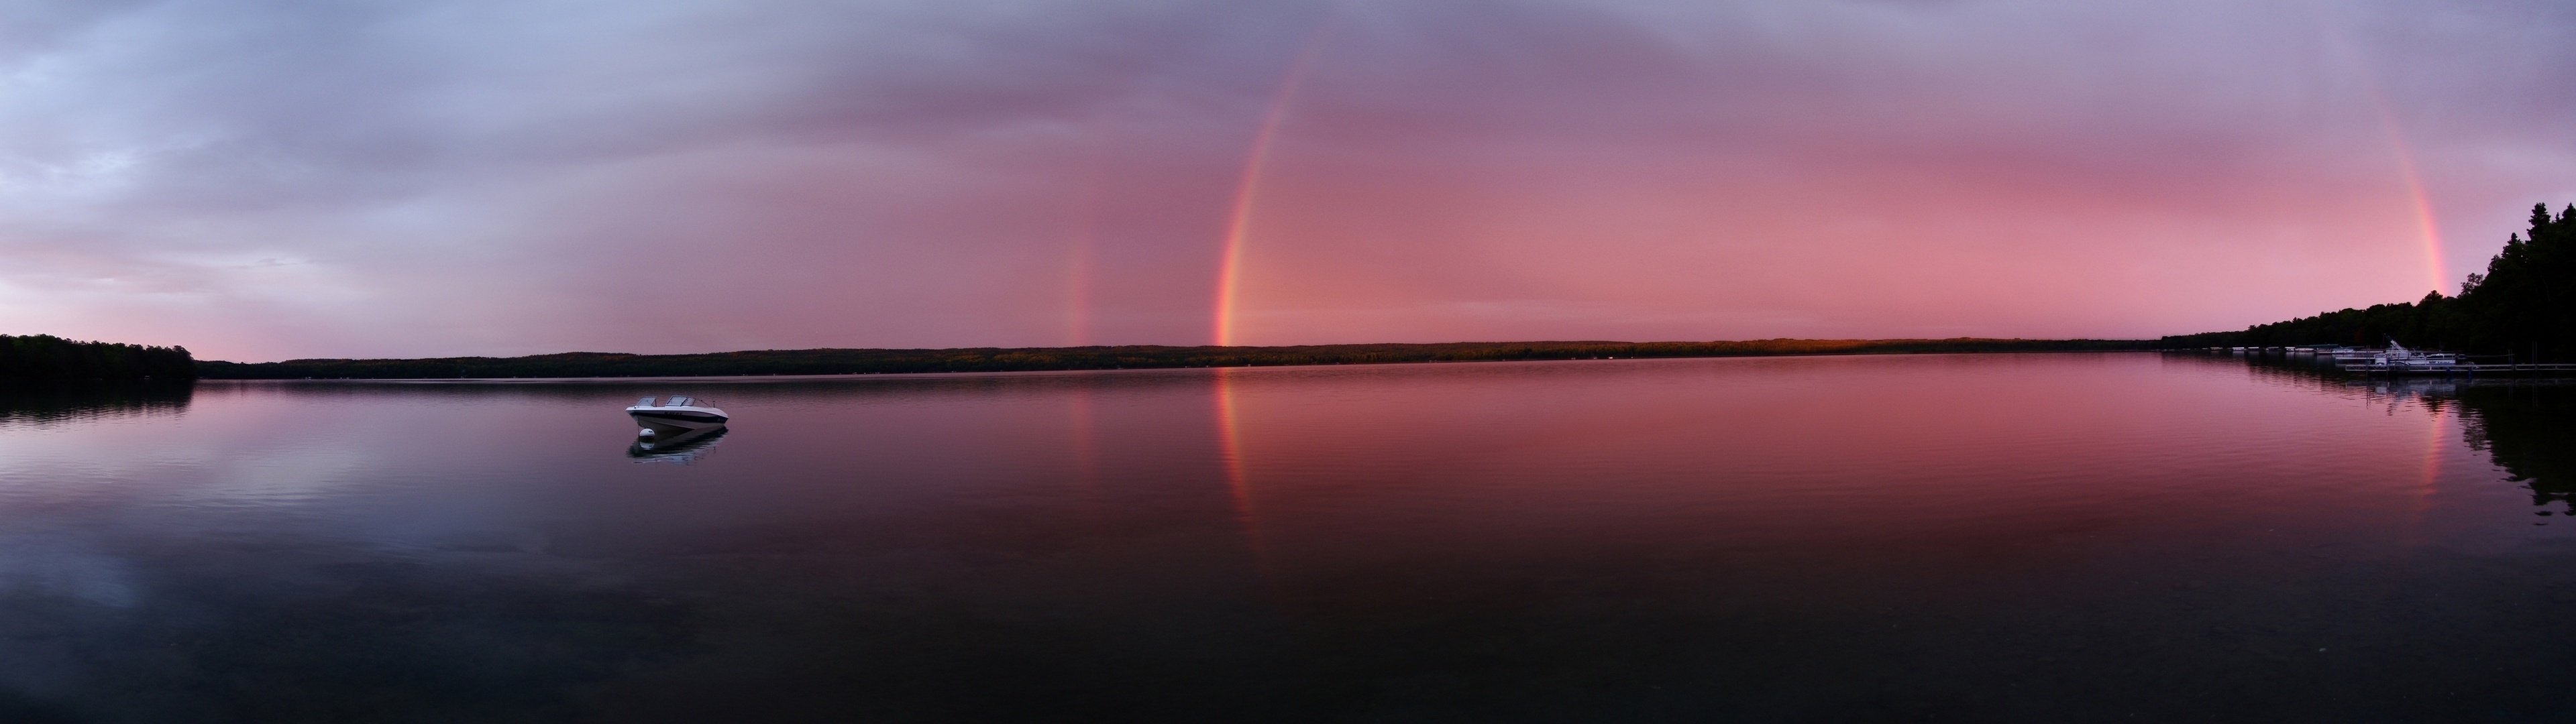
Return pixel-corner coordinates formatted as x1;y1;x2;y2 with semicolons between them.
3;0;2573;361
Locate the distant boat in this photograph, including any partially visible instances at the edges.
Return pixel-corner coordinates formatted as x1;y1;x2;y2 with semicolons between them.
627;396;729;436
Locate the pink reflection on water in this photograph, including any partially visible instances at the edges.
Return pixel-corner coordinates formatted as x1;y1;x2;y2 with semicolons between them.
1187;355;2515;609
1213;365;1277;585
2406;400;2447;548
2;356;2572;719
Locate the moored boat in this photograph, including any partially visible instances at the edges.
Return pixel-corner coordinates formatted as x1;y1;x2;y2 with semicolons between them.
2343;341;2461;373
627;396;729;436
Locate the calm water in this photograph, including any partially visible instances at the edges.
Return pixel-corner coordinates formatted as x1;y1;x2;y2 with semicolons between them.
5;353;2576;721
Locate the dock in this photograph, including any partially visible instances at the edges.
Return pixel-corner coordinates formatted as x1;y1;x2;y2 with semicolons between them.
2182;346;2576;377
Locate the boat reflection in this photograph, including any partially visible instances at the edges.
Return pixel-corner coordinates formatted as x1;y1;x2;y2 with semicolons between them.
627;425;727;464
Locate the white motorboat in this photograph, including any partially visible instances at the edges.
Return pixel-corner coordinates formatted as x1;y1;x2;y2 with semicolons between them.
2349;341;2460;372
627;396;729;436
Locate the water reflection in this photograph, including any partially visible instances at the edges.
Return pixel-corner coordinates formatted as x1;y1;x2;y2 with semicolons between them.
2444;381;2576;513
2220;355;2576;517
0;382;190;428
12;361;2576;720
2318;375;2576;514
628;426;727;464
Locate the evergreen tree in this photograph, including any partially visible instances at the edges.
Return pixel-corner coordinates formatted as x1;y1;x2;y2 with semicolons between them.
2163;200;2576;360
0;335;196;381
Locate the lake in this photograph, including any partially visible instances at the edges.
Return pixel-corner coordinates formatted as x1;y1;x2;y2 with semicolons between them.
4;353;2575;721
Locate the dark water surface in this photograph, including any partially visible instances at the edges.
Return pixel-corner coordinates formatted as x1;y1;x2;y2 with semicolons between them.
5;354;2576;721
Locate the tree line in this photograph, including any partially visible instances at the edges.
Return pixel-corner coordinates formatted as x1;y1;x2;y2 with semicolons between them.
2162;202;2576;359
196;338;2154;379
0;335;197;381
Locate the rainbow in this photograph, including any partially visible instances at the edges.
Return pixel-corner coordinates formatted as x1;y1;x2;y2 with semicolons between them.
2311;7;2451;295
1063;135;1112;347
1064;179;1099;347
1212;18;1338;347
2369;98;2449;295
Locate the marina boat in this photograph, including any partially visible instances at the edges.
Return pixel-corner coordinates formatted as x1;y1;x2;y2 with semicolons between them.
627;396;729;436
2345;341;2460;373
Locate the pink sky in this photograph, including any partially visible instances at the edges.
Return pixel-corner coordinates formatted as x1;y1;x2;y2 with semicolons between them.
3;1;2572;361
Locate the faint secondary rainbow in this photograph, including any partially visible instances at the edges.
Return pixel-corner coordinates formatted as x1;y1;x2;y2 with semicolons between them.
1065;127;1111;347
1065;179;1100;347
1212;18;1338;347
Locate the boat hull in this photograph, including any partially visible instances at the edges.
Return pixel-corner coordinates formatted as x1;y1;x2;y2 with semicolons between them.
631;410;728;434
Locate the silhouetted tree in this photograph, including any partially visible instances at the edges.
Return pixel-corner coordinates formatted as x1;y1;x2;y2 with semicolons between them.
0;335;196;381
2164;200;2576;360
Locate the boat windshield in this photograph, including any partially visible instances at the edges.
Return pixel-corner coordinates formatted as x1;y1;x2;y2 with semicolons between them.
635;396;655;407
667;396;692;407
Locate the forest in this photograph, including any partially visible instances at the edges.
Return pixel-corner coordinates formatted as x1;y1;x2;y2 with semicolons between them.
0;335;197;381
195;338;2153;379
2161;203;2576;359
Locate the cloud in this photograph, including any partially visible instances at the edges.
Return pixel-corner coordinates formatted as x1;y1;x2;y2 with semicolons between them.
0;0;2569;358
